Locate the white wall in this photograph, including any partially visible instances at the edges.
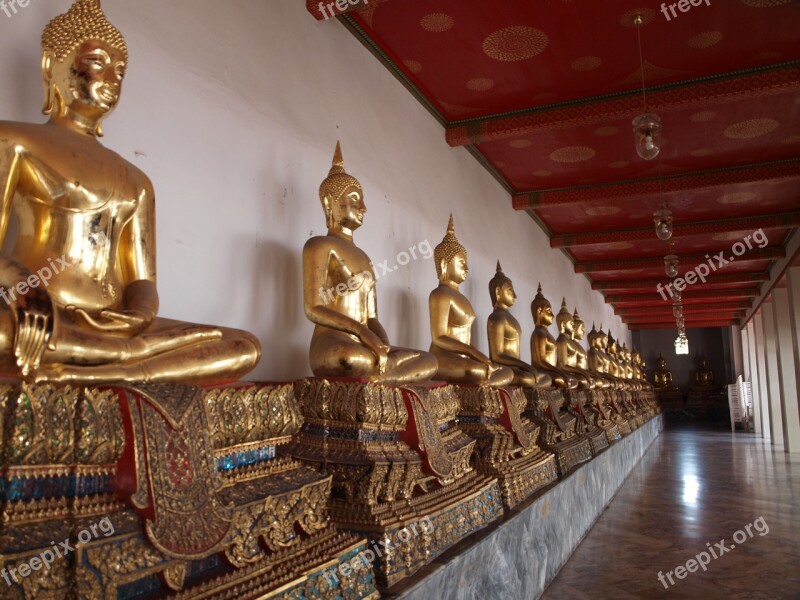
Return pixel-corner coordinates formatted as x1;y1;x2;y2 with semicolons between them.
0;0;629;380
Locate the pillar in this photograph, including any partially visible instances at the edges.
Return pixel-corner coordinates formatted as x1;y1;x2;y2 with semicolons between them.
761;301;784;447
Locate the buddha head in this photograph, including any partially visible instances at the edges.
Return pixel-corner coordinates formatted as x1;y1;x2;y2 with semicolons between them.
607;333;618;357
434;215;468;284
572;308;585;341
531;284;554;327
587;323;601;349
598;325;609;351
555;299;573;336
41;0;129;136
319;142;366;233
489;261;515;309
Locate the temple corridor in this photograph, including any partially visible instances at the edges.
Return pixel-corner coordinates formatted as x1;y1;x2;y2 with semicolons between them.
541;424;800;599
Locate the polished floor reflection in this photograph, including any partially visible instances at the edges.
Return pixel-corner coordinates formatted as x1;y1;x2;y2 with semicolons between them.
541;424;800;599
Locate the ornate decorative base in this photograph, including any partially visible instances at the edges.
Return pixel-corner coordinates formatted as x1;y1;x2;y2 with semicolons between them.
449;385;558;509
586;426;610;455
522;387;592;477
290;378;503;587
548;434;593;476
603;422;622;444
0;382;377;600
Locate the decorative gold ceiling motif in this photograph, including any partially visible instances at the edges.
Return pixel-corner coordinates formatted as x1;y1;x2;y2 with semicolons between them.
717;192;759;204
482;26;549;62
689;111;717;122
467;77;495;91
550;146;596;163
571;56;602;71
687;31;723;49
420;13;455;32
723;118;779;139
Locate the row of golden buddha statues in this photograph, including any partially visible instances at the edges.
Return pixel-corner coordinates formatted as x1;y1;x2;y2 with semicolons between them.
0;2;659;598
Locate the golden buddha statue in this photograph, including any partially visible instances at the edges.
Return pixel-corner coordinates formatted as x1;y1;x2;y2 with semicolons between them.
554;300;592;389
0;0;260;384
587;324;609;375
693;355;716;389
530;286;578;389
572;309;605;389
653;353;677;389
486;262;551;387
303;142;437;383
429;216;512;386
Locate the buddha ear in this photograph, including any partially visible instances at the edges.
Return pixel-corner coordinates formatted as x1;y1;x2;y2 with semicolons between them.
439;258;448;280
41;51;56;115
321;195;334;229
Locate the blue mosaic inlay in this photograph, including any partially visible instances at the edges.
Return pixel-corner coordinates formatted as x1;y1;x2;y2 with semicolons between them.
3;473;111;503
303;422;399;443
216;445;276;472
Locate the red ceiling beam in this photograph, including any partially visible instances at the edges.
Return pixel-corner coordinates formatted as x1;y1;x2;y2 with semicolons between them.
629;321;738;330
594;273;770;291
306;0;388;20
575;247;784;273
447;66;800;147
605;289;760;304
551;213;800;248
616;302;751;317
514;160;800;210
623;311;746;323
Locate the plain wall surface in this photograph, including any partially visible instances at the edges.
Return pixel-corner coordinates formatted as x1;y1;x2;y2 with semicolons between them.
0;0;629;380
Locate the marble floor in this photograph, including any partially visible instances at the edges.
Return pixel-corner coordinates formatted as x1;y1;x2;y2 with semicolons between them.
541;423;800;600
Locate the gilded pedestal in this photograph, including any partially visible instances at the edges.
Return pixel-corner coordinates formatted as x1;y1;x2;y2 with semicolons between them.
450;384;558;509
522;388;592;477
0;382;377;600
564;389;609;456
290;378;503;587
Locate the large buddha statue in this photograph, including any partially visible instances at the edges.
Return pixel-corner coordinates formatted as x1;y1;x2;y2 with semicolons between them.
0;0;260;384
530;285;578;389
554;299;592;389
653;353;677;389
486;262;551;387
302;142;437;383
429;217;512;386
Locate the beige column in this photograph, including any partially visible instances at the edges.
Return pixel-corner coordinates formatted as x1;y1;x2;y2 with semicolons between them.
761;301;784;447
752;313;771;441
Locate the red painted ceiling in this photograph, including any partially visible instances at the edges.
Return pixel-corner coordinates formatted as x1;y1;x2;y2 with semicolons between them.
308;0;800;330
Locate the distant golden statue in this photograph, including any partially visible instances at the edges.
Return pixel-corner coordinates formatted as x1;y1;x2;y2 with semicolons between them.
486;262;551;387
529;285;578;389
428;216;512;386
302;142;437;383
0;0;260;383
653;353;677;390
693;355;716;390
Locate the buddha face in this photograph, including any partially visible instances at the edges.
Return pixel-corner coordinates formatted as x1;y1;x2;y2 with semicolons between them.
497;281;516;308
444;252;468;284
46;40;127;120
537;302;554;327
328;185;366;231
574;321;585;340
